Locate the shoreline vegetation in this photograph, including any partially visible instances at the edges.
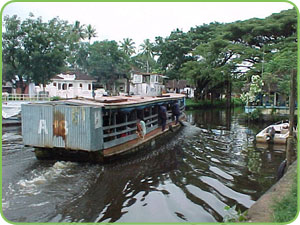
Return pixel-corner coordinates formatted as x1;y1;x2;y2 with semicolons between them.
185;98;243;110
272;175;298;223
185;98;292;123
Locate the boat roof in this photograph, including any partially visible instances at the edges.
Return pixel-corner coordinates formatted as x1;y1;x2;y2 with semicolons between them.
27;93;185;109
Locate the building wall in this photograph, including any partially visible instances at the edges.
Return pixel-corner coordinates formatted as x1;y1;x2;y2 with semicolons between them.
131;74;163;96
36;80;94;99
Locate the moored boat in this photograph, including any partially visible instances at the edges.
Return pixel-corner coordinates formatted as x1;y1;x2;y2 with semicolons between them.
255;121;290;144
21;93;186;162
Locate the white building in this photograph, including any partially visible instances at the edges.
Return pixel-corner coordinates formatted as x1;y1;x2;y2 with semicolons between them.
130;72;165;96
36;72;96;99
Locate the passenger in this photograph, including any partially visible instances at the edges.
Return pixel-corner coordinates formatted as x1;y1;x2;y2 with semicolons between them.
172;102;181;125
136;119;146;139
159;105;167;131
266;126;276;141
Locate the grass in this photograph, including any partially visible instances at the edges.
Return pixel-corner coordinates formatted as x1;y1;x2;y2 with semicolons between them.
185;97;244;109
272;176;298;223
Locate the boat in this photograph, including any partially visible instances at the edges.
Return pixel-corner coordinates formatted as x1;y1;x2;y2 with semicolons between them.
255;121;290;144
21;93;186;162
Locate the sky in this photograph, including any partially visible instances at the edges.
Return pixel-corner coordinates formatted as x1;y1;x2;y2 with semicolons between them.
1;1;296;48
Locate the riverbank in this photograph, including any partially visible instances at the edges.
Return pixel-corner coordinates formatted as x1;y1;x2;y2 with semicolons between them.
185;98;243;110
247;160;298;223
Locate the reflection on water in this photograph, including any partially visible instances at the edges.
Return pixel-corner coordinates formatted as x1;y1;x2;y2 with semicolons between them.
2;108;286;223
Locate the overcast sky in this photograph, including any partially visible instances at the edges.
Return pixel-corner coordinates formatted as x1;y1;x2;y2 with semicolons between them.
1;1;296;47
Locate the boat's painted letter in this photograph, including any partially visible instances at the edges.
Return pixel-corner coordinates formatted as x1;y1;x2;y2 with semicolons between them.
38;120;48;135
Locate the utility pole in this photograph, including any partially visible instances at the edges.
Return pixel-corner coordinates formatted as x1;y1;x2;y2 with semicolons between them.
286;69;297;167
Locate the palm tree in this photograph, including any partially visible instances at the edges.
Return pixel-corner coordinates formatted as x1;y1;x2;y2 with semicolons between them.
85;24;97;44
72;21;86;41
140;39;154;73
119;38;136;56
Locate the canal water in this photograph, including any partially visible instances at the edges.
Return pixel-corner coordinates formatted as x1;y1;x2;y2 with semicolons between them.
2;108;286;223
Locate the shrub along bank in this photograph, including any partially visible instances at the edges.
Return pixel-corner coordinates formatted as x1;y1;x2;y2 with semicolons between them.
185;98;243;110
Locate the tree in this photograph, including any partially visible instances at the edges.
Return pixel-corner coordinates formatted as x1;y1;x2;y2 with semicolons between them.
119;38;136;57
2;14;76;91
2;15;25;90
154;29;193;79
72;20;86;41
85;24;97;44
74;42;90;72
139;39;154;73
87;40;130;93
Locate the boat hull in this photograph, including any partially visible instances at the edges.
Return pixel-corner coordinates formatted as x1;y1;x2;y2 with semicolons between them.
256;122;290;145
33;121;183;163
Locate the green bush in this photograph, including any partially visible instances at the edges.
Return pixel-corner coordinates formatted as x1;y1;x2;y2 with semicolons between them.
51;96;61;101
248;108;263;121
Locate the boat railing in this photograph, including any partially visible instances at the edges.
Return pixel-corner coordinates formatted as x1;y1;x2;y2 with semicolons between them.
102;120;138;149
145;114;159;133
102;114;161;149
103;126;137;138
103;120;136;131
102;105;185;149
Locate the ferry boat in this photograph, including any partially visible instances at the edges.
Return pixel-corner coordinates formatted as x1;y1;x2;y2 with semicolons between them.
21;94;186;162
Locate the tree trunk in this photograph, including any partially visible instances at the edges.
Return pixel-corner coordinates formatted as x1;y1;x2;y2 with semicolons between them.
146;60;149;73
127;78;130;96
226;79;231;109
286;69;297;167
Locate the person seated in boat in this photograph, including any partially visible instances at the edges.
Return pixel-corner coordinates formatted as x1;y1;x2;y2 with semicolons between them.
282;124;289;129
159;105;167;131
172;102;181;125
266;126;276;141
136;119;146;139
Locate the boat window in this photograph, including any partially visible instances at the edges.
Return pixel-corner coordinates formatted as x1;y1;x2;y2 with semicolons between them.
152;105;158;115
53;82;56;87
69;83;73;88
58;83;61;90
128;110;137;122
116;111;126;125
144;107;150;118
88;84;91;90
80;83;83;88
137;109;144;120
62;83;67;90
103;110;115;127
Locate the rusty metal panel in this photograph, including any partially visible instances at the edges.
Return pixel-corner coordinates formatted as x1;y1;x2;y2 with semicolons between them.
22;102;105;152
64;105;92;150
52;105;67;148
22;104;54;148
90;107;104;150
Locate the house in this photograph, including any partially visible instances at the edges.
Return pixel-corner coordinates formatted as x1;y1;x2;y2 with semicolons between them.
130;72;166;96
165;79;195;98
35;71;96;99
242;82;288;107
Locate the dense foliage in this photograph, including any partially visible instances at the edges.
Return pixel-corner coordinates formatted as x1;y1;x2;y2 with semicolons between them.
2;8;297;96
